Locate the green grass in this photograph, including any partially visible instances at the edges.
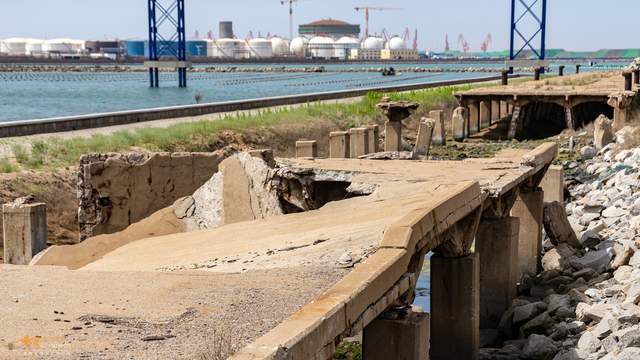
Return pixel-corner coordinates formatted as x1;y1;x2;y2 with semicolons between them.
0;159;17;173
7;85;472;170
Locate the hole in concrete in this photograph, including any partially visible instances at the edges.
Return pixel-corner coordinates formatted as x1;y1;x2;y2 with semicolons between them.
518;101;567;140
277;178;368;214
571;101;614;129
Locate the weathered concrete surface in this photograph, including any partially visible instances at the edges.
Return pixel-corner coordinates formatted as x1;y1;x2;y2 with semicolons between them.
295;140;318;158
329;131;350;159
511;190;544;277
77;150;233;240
540;165;564;203
363;310;430;360
2;198;46;265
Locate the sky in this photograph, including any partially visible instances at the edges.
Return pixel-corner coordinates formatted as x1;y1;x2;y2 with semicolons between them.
0;0;637;52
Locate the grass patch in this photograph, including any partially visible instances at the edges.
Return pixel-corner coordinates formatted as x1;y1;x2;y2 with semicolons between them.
11;85;474;169
0;159;17;173
334;340;362;360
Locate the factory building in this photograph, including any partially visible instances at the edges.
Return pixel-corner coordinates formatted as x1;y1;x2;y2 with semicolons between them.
380;36;419;60
298;19;360;38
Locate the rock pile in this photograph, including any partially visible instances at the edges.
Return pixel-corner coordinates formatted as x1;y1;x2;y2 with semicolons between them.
481;127;640;360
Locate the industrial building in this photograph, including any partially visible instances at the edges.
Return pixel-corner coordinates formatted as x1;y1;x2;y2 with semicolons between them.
298;19;360;38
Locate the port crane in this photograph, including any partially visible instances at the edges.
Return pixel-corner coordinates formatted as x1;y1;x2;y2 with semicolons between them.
354;6;401;39
280;0;311;40
457;34;470;53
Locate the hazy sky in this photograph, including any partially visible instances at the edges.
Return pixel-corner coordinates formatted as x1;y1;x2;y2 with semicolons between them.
0;0;636;51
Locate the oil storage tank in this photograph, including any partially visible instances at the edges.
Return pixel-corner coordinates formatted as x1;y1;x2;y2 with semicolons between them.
289;37;309;57
248;38;273;58
363;36;384;51
43;39;85;54
210;38;249;59
334;36;359;59
308;36;334;59
386;36;406;50
271;37;289;57
0;38;30;55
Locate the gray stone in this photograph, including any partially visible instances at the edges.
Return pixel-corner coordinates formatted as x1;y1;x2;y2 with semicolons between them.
522;334;558;360
576;303;612;323
579;230;602;249
614;265;634;283
514;302;548;323
603;206;627;218
612;245;635;270
592;314;618;339
551;350;581;360
546;294;571;314
521;312;555;337
569;248;614;273
173;196;196;219
581;146;597;160
580;213;601;226
543;202;582;248
615;347;640;360
577;330;601;354
542;244;577;272
619;328;640;348
601;334;619;353
624;283;640;305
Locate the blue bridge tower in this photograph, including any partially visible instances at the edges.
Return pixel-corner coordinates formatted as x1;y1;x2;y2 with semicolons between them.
146;0;187;87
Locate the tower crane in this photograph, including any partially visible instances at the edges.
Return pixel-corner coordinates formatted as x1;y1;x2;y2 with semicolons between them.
480;33;492;52
354;6;401;39
280;0;311;40
457;34;470;53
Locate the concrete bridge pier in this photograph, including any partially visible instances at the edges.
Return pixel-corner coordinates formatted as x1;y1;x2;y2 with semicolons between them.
480;101;491;130
491;100;500;124
468;102;480;134
329;131;350;159
511;188;545;276
3;200;47;265
349;128;370;158
296;140;318;158
363;309;430;360
429;110;446;146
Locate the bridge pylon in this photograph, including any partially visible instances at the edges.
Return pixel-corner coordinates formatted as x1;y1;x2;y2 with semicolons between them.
509;0;547;62
146;0;188;87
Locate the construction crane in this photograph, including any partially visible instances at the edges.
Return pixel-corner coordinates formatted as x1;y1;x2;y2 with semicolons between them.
445;34;450;52
280;0;310;40
413;29;418;50
354;6;401;39
480;33;492;52
457;34;470;53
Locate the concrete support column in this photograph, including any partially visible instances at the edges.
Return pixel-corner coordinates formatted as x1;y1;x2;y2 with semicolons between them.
329;131;350;159
576;64;581;74
476;217;520;329
491;100;500;124
479;101;491;130
534;67;542;81
511;190;544;277
540;165;564;203
363;310;430;360
295;140;318;158
384;120;402;152
429;110;446;146
468;103;480;134
366;125;380;154
500;101;509;118
501;70;509;86
623;71;633;91
634;69;640;86
414;118;434;158
430;253;479;360
452;107;467;141
3;201;47;265
349;127;369;158
558;65;565;77
613;105;629;131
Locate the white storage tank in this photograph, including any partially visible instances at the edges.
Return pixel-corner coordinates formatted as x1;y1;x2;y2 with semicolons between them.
386;36;406;50
211;38;249;59
43;38;85;54
334;36;359;59
248;38;273;58
271;37;289;57
289;37;309;57
25;39;44;55
363;37;384;50
308;36;334;59
0;38;30;55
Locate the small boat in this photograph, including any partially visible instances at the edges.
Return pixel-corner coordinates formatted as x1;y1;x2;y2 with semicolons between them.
382;67;396;76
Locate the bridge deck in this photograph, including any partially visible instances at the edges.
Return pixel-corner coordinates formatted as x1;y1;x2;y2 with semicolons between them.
0;144;556;359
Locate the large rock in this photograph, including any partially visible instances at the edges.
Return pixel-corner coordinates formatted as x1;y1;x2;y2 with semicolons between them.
576;330;601;355
594;115;614;150
514;302;548;323
521;312;555;337
576;303;612;323
521;334;558;360
579;230;602;249
569;248;614;273
542;244;577;272
580;146;597;160
543;202;581;248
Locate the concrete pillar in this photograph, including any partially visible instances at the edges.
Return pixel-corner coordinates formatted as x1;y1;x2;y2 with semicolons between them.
534;67;542;81
511;190;544;277
634;69;640;86
575;64;581;74
3;201;47;265
349;128;369;158
540;165;564;203
295;140;318;158
366;125;380;154
452;107;467;141
363;311;430;360
431;253;479;360
384;120;402;152
476;217;519;329
468;103;479;134
329;131;350;159
558;65;565;77
623;71;633;91
501;70;509;86
613;105;629;131
480;101;491;130
414;118;434;158
430;110;446;146
491;100;500;123
500;101;509;118
507;106;521;139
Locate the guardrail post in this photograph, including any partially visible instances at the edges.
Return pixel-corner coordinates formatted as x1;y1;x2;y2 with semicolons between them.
329;131;350;159
476;217;520;329
430;253;479;360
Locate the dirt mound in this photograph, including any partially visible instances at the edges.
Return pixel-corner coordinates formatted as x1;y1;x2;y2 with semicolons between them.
35;207;184;269
0;170;78;262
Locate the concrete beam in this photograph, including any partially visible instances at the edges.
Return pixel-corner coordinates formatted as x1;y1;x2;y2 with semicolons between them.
363;310;430;360
430;253;479;360
511;190;544;277
296;140;318;158
477;217;519;329
3;201;47;265
329;131;350;159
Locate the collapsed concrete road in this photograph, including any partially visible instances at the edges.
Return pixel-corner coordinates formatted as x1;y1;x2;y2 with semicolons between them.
1;142;559;359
